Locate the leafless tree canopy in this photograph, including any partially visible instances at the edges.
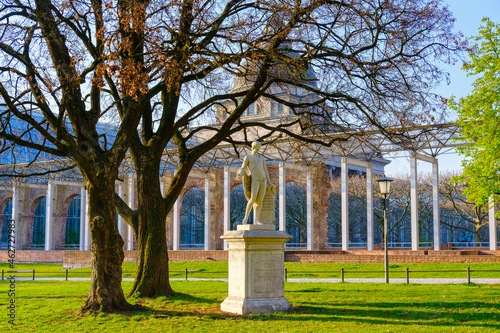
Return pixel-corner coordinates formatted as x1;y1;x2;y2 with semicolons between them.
0;0;466;309
0;1;464;166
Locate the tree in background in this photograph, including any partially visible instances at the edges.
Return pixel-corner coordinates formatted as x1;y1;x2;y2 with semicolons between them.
328;175;370;247
377;175;413;246
440;172;492;244
230;184;247;230
283;182;307;247
328;174;428;248
450;18;500;208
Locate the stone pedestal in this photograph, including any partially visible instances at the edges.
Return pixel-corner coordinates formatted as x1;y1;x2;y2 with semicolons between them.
220;224;292;315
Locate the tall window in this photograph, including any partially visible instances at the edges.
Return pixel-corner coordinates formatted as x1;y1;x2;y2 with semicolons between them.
247;103;255;116
32;197;46;248
284;182;307;248
180;187;205;248
256;104;261;115
65;195;81;248
1;200;12;249
277;103;283;114
271;102;283;116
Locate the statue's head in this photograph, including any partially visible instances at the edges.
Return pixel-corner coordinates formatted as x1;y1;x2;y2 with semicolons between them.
251;141;262;151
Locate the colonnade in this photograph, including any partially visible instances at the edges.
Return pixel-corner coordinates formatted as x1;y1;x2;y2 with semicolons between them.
0;156;499;252
1;181;88;251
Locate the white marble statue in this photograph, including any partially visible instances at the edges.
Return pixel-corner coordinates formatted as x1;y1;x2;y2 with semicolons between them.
236;141;275;224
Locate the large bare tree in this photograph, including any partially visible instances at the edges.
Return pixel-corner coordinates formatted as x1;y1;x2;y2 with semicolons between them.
0;0;152;312
0;0;464;310
113;0;464;297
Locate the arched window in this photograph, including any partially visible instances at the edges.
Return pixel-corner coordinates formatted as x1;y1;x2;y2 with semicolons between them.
247;103;255;116
65;195;81;248
285;182;307;248
32;197;46;248
1;200;12;249
180;187;204;248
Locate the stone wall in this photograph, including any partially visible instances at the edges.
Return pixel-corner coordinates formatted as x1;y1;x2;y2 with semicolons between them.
55;249;500;269
61;250;228;269
284;249;500;263
2;249;499;267
0;250;64;263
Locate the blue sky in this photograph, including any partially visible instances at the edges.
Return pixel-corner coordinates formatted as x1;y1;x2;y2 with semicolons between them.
438;0;500;100
385;0;500;177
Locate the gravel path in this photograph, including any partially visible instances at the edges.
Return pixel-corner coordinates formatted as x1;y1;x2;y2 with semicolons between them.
6;277;500;284
286;278;500;284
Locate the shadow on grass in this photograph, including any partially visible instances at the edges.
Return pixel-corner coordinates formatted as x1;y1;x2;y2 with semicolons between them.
121;293;241;320
282;300;500;330
165;291;222;305
107;292;500;331
66;283;500;331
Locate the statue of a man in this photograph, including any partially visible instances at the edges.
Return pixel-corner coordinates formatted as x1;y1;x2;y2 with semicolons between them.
236;141;274;224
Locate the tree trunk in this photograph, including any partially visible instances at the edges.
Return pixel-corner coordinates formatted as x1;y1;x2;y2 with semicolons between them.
475;225;482;244
128;160;174;297
80;180;133;313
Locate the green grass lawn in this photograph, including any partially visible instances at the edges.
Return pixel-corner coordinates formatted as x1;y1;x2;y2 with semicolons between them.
1;262;500;280
0;280;499;332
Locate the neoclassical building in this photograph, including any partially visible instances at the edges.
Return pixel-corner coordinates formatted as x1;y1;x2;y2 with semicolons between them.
0;64;395;254
1;59;497;257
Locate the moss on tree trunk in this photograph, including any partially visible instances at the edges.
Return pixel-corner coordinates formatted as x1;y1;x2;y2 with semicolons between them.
79;181;134;313
127;160;174;297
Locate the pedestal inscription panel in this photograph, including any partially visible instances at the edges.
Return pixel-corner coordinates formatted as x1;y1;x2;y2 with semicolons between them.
252;253;282;295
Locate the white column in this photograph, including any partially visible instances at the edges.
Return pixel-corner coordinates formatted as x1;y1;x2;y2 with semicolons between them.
366;167;374;251
79;185;86;251
204;176;211;250
127;177;135;251
306;172;313;250
160;177;166;197
117;181;125;243
341;157;349;251
410;154;419;251
279;162;286;232
160;177;170;250
223;167;230;250
44;182;53;251
432;162;440;250
173;199;180;250
84;189;90;250
11;185;19;252
490;196;497;250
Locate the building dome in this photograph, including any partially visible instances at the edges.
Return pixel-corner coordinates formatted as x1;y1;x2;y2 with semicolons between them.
231;50;318;93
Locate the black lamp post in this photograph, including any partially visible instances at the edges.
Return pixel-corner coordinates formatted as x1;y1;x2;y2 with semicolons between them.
377;176;393;284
